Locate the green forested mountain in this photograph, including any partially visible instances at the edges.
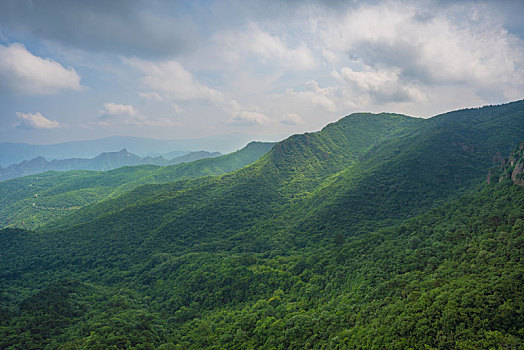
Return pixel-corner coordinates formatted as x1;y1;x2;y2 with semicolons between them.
0;101;523;349
297;100;524;236
0;141;274;229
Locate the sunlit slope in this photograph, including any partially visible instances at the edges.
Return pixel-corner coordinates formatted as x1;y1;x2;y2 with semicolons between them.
46;101;524;257
18;113;417;274
297;100;524;237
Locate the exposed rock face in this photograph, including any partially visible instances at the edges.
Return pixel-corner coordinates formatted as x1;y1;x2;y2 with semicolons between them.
511;157;524;186
488;141;524;186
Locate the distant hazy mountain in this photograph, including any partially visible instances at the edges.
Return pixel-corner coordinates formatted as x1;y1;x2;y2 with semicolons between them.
0;149;222;181
0;135;259;167
169;151;222;164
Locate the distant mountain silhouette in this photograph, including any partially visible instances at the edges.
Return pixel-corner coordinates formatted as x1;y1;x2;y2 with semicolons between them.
0;148;222;181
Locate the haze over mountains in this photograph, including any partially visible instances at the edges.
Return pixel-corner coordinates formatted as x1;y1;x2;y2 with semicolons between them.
0;135;257;168
0;148;222;182
0;100;523;348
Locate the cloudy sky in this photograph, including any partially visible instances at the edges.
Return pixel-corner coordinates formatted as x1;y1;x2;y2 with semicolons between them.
0;0;523;149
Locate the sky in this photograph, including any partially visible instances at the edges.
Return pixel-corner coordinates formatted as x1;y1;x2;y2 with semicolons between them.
0;0;523;149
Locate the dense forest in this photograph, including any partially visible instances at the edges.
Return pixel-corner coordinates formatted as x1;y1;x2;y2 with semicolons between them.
0;101;523;349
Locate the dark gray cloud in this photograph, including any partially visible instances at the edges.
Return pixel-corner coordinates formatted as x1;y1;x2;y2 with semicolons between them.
1;0;522;60
0;0;522;145
427;0;524;39
0;0;201;58
348;40;429;81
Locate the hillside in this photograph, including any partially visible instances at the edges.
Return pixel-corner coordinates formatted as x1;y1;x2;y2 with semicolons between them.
41;113;420;237
295;100;524;236
0;101;523;348
0;141;273;229
41;101;524;250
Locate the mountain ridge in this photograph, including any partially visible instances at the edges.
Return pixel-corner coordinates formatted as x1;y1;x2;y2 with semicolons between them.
49;101;524;251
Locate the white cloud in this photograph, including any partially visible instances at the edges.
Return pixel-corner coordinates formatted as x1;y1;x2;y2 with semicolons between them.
129;59;225;102
130;58;271;127
315;2;524;103
321;49;339;65
339;66;401;93
283;80;338;112
15;112;61;129
216;24;316;70
338;65;425;103
5;1;521;142
280;112;304;125
120;1;524;129
0;43;83;94
100;102;138;117
96;102;177;127
228;111;270;126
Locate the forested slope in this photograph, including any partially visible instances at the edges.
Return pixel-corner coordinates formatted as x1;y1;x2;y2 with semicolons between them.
39;113;420;250
0;101;523;349
42;101;524;252
297;100;524;236
1;151;522;349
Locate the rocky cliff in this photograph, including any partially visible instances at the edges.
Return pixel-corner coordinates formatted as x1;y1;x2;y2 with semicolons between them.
487;141;524;186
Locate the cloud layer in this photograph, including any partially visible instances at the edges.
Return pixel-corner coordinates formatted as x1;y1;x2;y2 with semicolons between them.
96;102;177;127
0;43;82;94
0;0;523;144
130;59;271;126
216;24;316;71
0;0;198;57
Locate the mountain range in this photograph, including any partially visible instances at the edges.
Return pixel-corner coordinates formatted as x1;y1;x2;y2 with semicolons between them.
0;100;523;349
0;134;260;167
0;148;222;182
